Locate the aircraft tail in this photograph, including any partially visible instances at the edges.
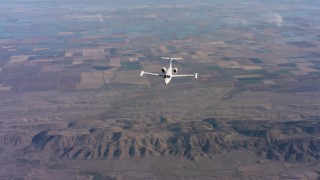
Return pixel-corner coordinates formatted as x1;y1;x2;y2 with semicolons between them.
161;57;182;66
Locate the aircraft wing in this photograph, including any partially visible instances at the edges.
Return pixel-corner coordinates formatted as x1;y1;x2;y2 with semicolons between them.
172;73;198;79
140;71;164;77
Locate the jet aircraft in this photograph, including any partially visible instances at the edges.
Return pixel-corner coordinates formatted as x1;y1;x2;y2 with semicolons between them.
140;57;198;84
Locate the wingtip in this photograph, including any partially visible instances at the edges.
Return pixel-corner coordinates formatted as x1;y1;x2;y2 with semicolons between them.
140;71;144;76
195;73;198;79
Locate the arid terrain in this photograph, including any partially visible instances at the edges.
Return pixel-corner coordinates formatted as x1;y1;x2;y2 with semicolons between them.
1;0;320;179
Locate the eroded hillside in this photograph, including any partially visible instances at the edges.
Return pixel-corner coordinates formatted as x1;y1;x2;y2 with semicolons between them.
23;119;320;162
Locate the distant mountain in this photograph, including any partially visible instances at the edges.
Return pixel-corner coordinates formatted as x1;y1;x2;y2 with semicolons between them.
23;119;320;162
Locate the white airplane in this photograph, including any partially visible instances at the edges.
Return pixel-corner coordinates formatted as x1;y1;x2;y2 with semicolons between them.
140;57;198;84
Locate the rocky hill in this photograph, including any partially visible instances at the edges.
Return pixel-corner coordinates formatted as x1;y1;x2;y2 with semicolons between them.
23;119;320;162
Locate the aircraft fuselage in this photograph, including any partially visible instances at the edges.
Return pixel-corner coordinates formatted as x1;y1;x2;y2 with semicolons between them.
164;60;173;84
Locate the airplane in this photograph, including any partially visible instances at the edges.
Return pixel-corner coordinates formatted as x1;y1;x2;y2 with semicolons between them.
140;57;198;84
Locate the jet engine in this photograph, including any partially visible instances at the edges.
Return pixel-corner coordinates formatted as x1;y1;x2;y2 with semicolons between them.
161;67;166;73
173;68;178;74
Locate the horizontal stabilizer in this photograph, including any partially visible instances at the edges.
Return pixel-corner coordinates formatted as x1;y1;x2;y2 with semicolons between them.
161;57;183;60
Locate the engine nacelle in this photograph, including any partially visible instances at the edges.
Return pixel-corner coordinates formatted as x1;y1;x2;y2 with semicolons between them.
173;68;178;74
161;67;166;73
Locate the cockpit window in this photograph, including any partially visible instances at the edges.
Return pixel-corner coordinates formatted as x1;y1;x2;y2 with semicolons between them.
164;75;171;78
